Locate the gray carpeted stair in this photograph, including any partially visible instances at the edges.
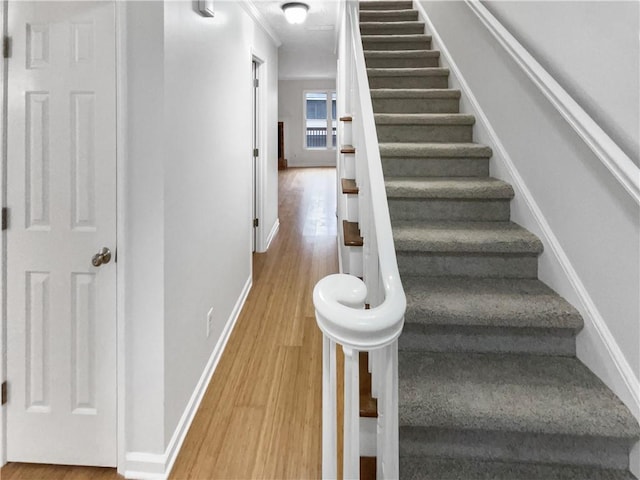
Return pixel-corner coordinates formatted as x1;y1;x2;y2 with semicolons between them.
368;67;449;88
371;88;461;113
365;50;440;68
386;177;514;221
375;113;475;142
360;9;418;23
362;34;432;50
359;0;640;477
361;21;426;35
400;457;638;480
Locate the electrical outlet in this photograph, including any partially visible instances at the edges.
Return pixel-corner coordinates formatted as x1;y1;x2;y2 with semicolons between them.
206;307;214;337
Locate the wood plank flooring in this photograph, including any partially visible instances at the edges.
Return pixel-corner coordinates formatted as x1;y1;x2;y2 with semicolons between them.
1;167;339;479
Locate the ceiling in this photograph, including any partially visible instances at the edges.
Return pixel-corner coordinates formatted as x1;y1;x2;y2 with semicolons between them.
251;0;340;80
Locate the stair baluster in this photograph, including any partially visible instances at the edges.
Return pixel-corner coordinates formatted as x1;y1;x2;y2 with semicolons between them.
314;1;406;479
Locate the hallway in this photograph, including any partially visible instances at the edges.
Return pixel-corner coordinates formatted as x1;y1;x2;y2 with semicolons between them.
1;167;338;479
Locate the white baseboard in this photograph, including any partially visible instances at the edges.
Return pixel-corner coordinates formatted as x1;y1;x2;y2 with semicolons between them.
264;218;280;251
415;0;640;423
124;275;253;479
631;441;639;478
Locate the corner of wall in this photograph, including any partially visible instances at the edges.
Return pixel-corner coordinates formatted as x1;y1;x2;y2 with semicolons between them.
124;275;252;480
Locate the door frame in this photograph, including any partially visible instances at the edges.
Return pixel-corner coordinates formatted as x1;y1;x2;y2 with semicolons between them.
0;0;127;471
251;50;268;253
115;2;128;474
0;0;7;465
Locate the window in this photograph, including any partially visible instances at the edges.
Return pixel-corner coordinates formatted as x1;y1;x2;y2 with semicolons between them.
305;91;337;149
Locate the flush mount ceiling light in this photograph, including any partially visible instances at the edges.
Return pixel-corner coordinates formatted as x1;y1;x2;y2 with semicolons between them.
282;2;309;24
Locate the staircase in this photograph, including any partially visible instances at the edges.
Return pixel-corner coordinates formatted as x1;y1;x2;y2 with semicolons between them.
359;1;640;478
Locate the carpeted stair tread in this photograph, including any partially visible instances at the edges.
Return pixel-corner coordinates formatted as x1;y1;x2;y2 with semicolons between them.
398;351;640;439
371;88;460;99
360;20;425;28
380;142;492;158
360;1;639;476
375;113;475;125
360;9;419;22
392;221;543;254
362;33;432;42
360;0;414;10
385;177;513;199
402;277;583;330
364;49;440;59
367;67;449;77
399;456;638;480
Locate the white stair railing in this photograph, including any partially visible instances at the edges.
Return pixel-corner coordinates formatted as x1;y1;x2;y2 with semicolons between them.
313;1;406;479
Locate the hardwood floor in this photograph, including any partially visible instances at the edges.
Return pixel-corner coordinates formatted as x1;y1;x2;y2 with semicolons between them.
1;167;339;479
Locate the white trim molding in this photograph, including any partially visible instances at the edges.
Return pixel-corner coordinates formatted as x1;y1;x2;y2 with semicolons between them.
124;275;253;480
465;0;640;205
240;0;282;48
415;0;640;424
264;218;280;251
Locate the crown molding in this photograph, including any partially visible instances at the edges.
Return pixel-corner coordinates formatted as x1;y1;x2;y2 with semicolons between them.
240;0;283;48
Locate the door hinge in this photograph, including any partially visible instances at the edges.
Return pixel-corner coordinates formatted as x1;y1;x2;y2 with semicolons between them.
254;79;259;88
1;381;7;406
253;148;259;157
3;36;11;59
253;218;259;228
1;207;8;230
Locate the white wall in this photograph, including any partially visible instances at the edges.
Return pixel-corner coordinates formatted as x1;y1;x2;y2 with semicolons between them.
482;0;639;165
124;0;167;456
123;0;279;471
417;0;639;424
279;45;337;81
279;78;337;167
262;48;280;249
162;0;278;444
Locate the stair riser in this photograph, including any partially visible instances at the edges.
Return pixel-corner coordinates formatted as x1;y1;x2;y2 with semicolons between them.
360;11;419;22
362;39;432;50
360;1;413;10
376;123;472;143
382;157;489;177
361;23;425;35
369;75;449;89
399;325;576;356
399;427;633;470
397;253;539;278
388;199;511;222
366;56;440;68
373;97;459;113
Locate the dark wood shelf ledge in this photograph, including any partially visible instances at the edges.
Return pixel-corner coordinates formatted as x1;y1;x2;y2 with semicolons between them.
341;145;356;154
360;456;377;480
343;220;364;247
340;115;353;122
360;351;378;418
341;178;359;195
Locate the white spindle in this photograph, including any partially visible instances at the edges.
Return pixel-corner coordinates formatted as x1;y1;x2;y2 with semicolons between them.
343;346;360;480
322;335;337;479
382;342;399;478
314;1;405;478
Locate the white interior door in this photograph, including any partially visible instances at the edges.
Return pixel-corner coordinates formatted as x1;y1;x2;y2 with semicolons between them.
6;1;117;466
252;60;259;252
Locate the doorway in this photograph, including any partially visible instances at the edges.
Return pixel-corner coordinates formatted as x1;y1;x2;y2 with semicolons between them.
251;56;267;253
3;1;117;466
252;59;259;252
